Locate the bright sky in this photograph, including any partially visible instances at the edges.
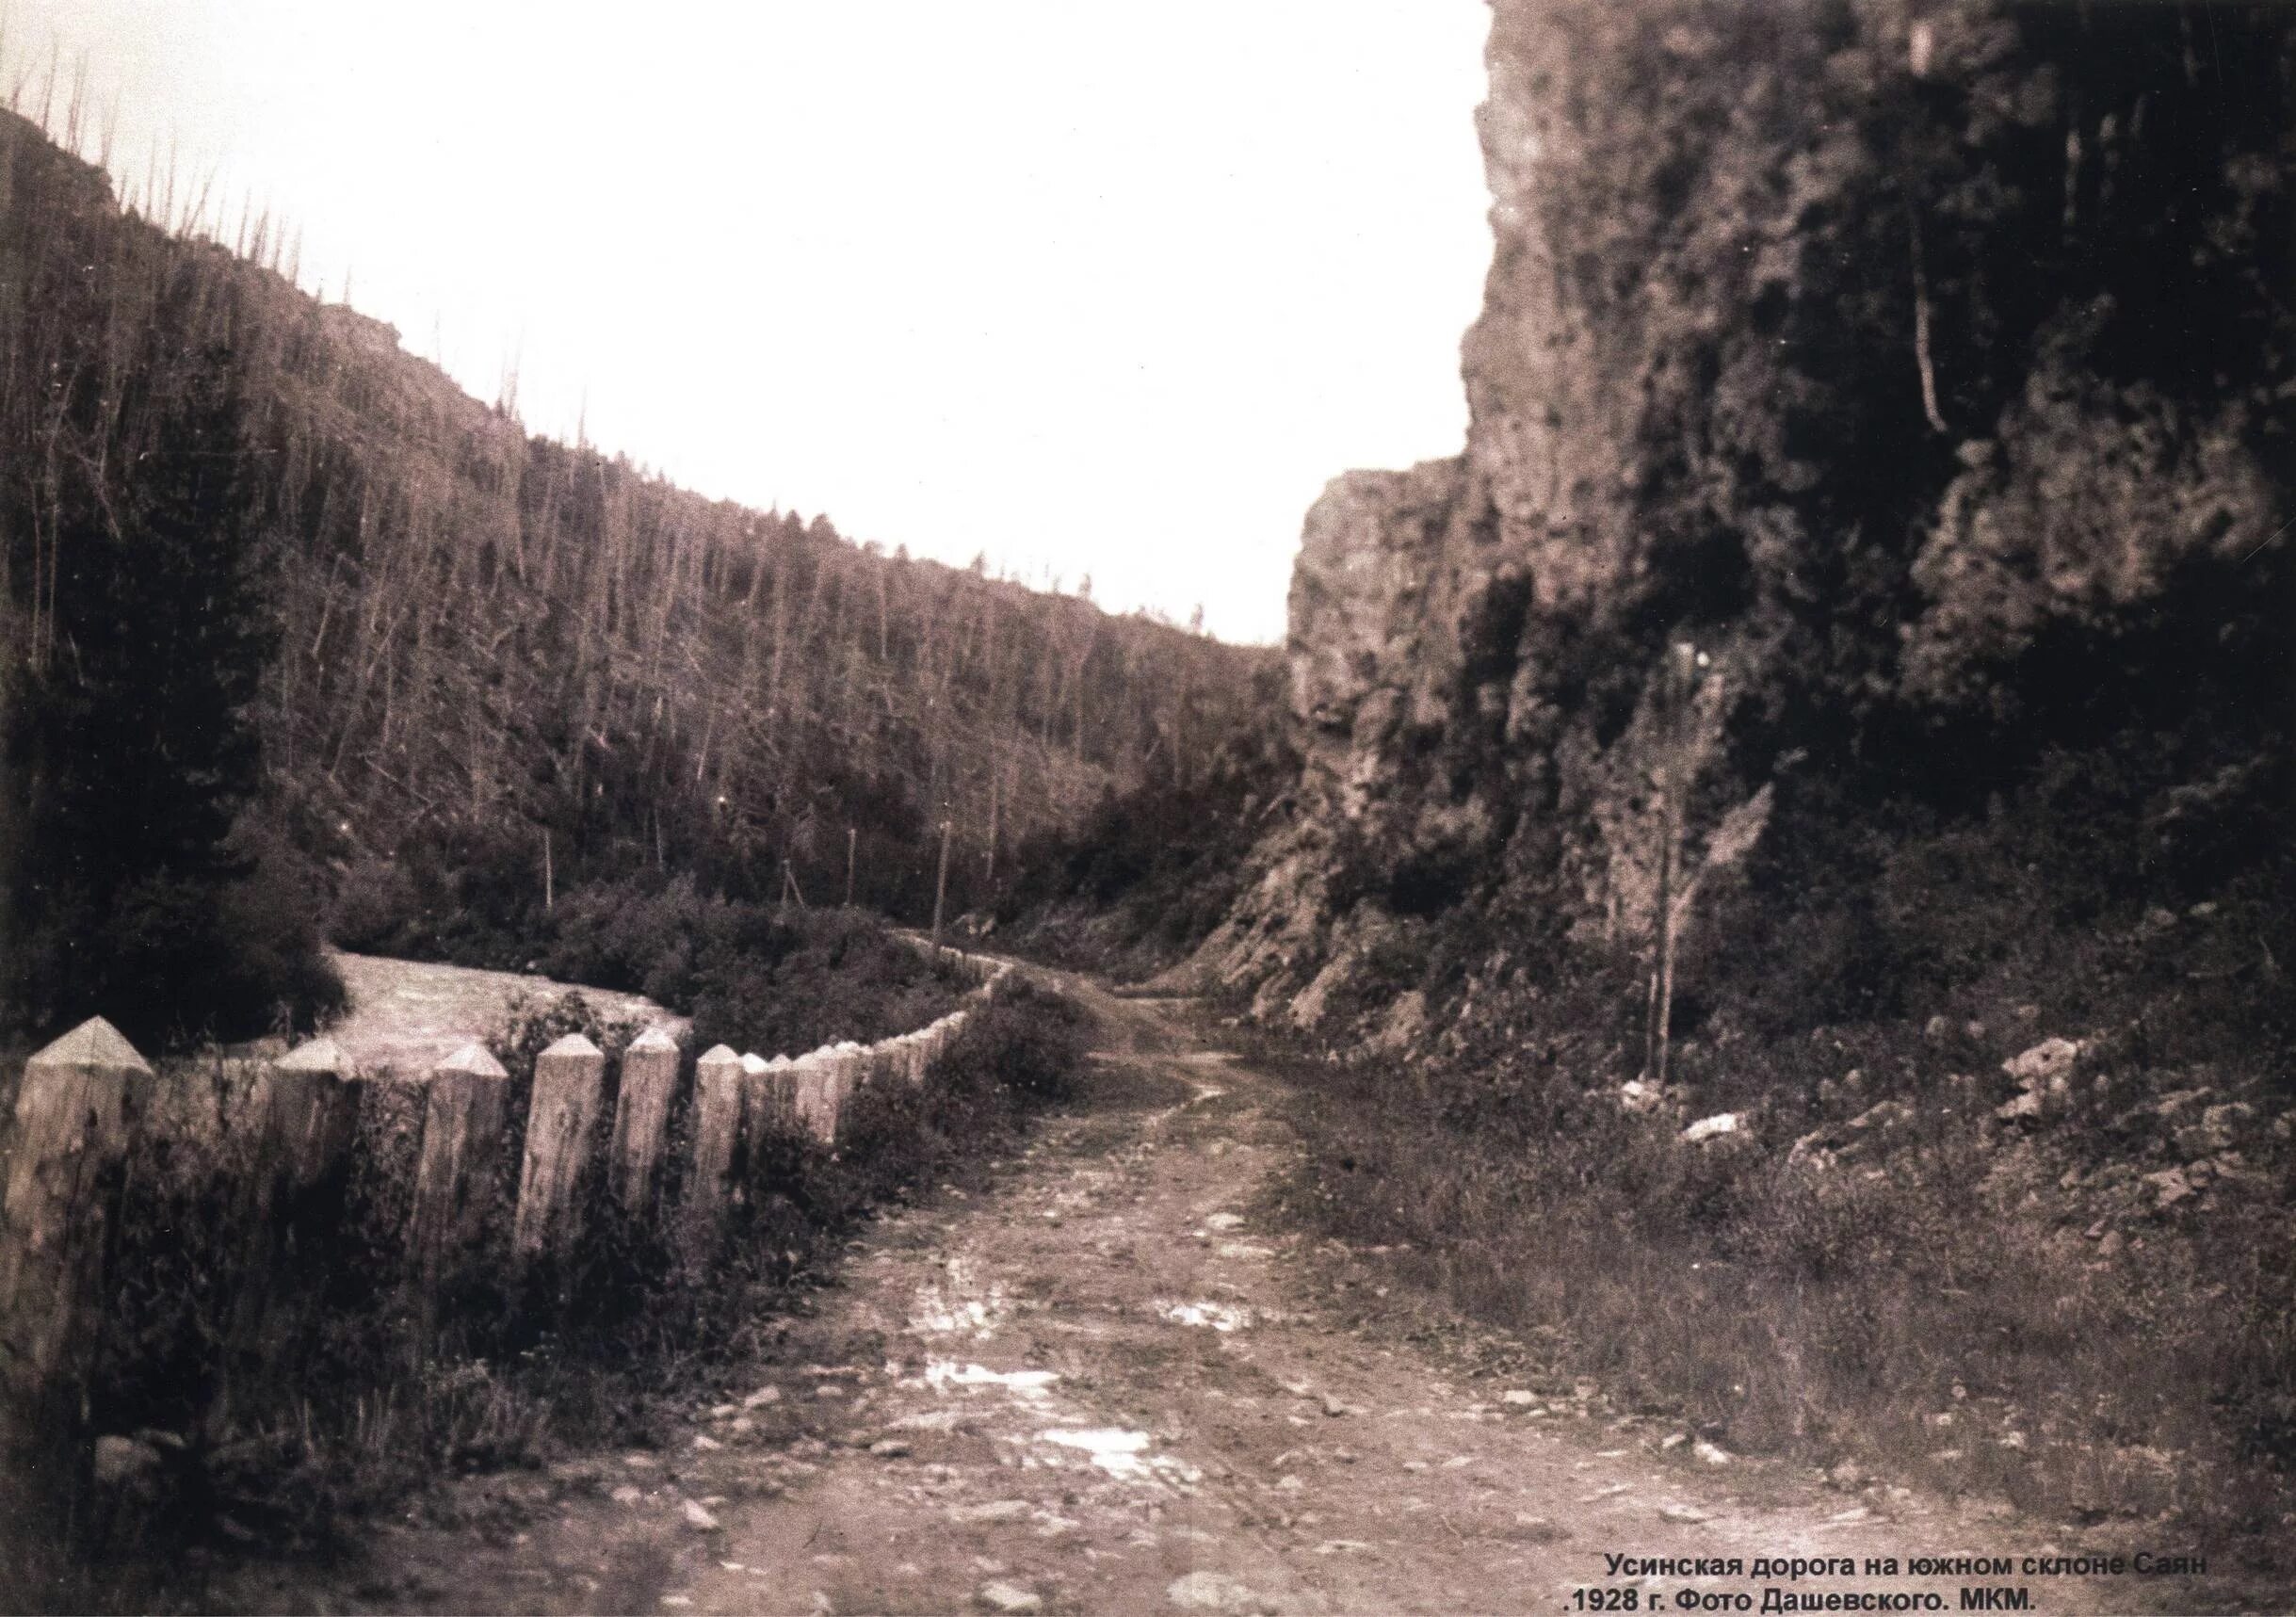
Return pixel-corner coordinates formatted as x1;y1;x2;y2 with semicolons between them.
6;2;1491;644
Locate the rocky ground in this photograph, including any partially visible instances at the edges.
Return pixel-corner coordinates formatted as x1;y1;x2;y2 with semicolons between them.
211;969;2224;1616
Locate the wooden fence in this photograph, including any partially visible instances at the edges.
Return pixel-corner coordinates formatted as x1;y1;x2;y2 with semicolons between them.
0;946;1013;1491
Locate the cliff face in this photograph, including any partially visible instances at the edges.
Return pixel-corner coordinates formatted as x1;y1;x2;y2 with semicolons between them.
1188;0;2291;1054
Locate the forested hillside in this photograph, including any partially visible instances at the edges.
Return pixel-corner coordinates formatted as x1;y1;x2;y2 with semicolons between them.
0;101;1265;1039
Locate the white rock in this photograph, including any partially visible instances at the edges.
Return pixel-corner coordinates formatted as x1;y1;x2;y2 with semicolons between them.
977;1582;1043;1614
1167;1570;1260;1612
2001;1037;2083;1091
681;1499;722;1532
742;1385;783;1409
1658;1503;1711;1524
1682;1112;1742;1143
1619;1077;1664;1114
1692;1440;1734;1467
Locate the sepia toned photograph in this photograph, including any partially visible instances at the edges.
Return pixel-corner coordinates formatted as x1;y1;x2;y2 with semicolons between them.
0;2;2288;1612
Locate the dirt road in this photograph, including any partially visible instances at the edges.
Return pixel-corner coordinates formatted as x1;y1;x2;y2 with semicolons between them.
324;952;685;1073
240;970;2202;1616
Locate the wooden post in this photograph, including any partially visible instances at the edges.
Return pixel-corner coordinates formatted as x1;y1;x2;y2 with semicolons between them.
543;827;555;911
688;1045;746;1225
760;1056;801;1136
930;817;952;950
610;1028;680;1214
265;1037;363;1186
845;826;857;908
0;1018;149;1483
410;1042;509;1329
786;1051;833;1145
515;1033;606;1260
218;1037;360;1428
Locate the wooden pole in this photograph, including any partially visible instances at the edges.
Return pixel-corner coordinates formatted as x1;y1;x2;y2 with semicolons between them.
609;1028;681;1214
514;1033;606;1261
410;1042;509;1339
218;1036;359;1431
930;817;952;951
543;828;554;911
845;827;857;909
688;1045;747;1234
0;1018;149;1489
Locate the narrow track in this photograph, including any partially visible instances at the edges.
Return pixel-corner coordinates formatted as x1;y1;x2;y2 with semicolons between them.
234;968;2183;1615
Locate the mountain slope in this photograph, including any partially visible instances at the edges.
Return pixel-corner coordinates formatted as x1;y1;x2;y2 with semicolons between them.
0;104;1267;948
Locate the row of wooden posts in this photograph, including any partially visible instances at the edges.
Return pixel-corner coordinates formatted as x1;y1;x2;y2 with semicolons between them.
0;946;1012;1482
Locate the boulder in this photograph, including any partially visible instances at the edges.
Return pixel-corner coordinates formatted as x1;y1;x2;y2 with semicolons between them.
2001;1037;2084;1091
2175;1101;2254;1157
2142;1167;2194;1208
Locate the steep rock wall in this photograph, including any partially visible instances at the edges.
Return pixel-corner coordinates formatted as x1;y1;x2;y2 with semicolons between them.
1188;0;2291;1053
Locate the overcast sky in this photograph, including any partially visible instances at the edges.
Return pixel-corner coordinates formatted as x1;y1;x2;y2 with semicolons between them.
7;2;1491;644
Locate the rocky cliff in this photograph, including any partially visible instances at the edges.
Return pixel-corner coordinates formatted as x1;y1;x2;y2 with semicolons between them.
1187;0;2291;1065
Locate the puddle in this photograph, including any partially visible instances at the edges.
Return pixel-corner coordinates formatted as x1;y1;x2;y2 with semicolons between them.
922;1361;1059;1397
1156;1300;1254;1333
1034;1428;1204;1488
1038;1427;1153;1477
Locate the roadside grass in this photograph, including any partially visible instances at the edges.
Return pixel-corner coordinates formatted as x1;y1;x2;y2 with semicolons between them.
1258;1024;2296;1583
3;972;1089;1614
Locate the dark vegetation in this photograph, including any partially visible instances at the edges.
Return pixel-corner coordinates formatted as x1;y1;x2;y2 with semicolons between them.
997;654;1298;973
0;89;1258;1051
0;283;343;1049
1274;805;2296;1557
7;976;1089;1612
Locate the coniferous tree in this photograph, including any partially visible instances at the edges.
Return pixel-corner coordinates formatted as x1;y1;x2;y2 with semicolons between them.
3;345;335;1046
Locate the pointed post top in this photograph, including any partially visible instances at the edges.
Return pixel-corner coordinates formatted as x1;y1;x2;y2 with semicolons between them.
434;1042;509;1080
277;1036;354;1075
540;1032;603;1059
740;1053;768;1075
628;1027;680;1054
697;1044;742;1068
27;1016;153;1075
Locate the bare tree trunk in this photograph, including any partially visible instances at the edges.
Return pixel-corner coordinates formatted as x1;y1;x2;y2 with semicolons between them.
1907;199;1948;434
930;819;952;951
1653;784;1680;1089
